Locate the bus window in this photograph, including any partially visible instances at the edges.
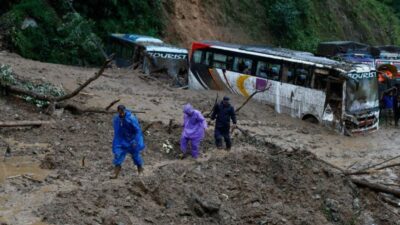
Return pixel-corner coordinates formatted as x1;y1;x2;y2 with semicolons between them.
256;61;281;81
295;67;311;87
226;56;234;70
204;52;213;66
233;57;253;74
213;53;228;69
281;64;296;84
192;50;203;64
256;61;268;79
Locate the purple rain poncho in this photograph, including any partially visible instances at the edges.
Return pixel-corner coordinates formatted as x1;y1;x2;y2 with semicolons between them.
182;104;207;139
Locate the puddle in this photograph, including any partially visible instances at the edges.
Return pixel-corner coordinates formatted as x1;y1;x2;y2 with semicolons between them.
0;156;50;184
4;138;51;150
31;221;52;225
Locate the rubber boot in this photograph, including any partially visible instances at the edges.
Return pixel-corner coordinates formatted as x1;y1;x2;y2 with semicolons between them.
110;166;121;179
137;166;144;175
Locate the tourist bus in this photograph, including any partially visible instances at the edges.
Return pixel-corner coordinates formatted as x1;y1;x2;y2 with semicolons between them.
189;41;379;135
107;34;188;84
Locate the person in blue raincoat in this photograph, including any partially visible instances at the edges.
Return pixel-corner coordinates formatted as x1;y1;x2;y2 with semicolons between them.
111;105;145;179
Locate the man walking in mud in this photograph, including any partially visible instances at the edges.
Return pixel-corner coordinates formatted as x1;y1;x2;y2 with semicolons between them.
111;105;145;179
211;96;237;150
180;104;207;159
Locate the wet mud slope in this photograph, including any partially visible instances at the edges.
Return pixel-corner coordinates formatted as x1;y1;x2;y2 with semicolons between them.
0;98;398;225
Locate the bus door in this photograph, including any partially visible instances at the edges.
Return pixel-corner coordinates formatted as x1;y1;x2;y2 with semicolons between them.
322;74;344;123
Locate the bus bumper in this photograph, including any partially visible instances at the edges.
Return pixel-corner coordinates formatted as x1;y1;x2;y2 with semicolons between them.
343;111;379;135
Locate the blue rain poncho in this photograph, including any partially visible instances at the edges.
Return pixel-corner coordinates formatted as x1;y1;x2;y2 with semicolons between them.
112;110;145;166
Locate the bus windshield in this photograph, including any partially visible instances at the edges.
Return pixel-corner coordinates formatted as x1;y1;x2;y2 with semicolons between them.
346;72;379;113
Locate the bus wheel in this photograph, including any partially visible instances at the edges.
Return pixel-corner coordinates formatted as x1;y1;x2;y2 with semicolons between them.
303;115;319;124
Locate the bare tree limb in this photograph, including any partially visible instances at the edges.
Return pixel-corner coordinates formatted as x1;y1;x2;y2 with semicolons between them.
105;99;121;111
345;154;400;175
0;120;53;127
235;82;272;113
351;178;400;198
5;55;114;103
54;56;114;102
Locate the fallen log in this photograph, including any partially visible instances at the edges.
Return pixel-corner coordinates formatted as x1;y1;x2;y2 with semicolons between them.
345;154;400;175
56;103;145;115
351;178;400;198
0;120;53;127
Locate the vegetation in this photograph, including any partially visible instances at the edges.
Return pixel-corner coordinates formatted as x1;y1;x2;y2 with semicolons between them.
0;64;65;107
0;0;400;63
0;0;164;66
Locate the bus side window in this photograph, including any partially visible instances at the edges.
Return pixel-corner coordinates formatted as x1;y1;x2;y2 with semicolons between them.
256;61;268;79
295;67;311;87
213;53;228;69
233;57;253;74
281;64;295;84
192;50;203;64
270;64;281;81
204;52;213;66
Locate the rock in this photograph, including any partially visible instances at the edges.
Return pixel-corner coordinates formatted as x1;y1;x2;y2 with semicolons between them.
40;154;56;169
324;198;339;212
190;193;221;216
53;108;64;118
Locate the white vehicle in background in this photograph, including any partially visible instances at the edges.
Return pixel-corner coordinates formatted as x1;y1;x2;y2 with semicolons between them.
107;34;188;85
189;41;379;135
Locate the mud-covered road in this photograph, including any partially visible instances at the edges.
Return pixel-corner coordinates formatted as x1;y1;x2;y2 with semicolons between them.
1;52;400;224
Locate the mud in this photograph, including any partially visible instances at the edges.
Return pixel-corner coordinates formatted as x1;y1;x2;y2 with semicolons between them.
1;52;400;224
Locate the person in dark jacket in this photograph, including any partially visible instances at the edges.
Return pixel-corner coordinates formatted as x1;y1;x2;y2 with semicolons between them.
211;96;237;150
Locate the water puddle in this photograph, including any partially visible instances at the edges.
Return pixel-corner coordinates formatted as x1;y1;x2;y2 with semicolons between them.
0;156;50;184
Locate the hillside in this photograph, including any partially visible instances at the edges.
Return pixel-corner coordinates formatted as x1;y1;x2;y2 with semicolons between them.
1;0;400;65
162;0;400;50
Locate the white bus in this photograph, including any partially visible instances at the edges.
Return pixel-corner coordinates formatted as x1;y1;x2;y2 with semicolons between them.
189;41;379;135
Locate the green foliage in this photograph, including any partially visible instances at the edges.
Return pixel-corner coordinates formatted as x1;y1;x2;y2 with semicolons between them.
268;0;300;39
0;0;103;66
0;0;164;66
73;0;164;39
0;64;16;86
20;81;65;107
0;64;64;107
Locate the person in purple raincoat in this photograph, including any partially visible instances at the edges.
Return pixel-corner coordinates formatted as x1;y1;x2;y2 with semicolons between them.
181;104;207;159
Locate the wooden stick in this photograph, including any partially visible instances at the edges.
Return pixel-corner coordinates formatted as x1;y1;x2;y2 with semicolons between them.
345;154;400;175
105;99;121;111
235;82;271;113
204;93;219;118
351;178;400;198
0;120;53;127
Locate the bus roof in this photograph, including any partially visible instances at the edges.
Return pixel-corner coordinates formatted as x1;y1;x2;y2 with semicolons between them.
110;33;163;44
195;40;356;72
110;33;187;54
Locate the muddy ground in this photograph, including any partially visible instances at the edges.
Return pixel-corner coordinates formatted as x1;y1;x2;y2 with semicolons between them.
1;52;400;224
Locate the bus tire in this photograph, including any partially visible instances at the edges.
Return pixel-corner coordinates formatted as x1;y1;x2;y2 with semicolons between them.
302;115;319;124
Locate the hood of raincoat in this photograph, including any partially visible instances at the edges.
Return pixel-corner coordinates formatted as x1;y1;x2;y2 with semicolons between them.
183;104;194;115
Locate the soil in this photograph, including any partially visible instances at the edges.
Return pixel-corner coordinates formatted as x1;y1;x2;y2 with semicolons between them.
1;51;400;224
